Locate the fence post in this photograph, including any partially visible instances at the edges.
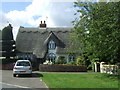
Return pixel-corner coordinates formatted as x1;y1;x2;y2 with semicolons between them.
100;62;105;73
94;62;97;72
94;62;100;72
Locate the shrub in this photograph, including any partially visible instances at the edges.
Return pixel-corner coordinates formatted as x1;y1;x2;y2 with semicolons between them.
76;56;85;65
56;56;66;64
67;60;75;65
43;60;52;65
1;58;17;64
54;60;59;64
87;64;92;70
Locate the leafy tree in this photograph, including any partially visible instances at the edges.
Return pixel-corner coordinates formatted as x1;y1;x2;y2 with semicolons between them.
72;2;120;64
1;24;16;59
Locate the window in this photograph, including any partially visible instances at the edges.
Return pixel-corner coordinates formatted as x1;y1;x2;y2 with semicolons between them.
16;61;30;66
46;53;56;63
17;54;33;60
48;40;56;49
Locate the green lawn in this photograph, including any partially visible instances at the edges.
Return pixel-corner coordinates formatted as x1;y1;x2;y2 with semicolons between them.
38;73;118;88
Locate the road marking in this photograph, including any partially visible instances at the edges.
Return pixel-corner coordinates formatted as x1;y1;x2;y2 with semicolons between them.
0;82;30;88
40;79;48;88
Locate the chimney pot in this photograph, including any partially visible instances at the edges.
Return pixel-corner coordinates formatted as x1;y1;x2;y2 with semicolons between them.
39;20;46;28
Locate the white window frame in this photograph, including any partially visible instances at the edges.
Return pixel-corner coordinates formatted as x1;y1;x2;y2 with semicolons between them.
48;40;56;49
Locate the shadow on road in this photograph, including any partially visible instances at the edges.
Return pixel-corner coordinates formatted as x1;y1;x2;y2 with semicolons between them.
16;73;43;78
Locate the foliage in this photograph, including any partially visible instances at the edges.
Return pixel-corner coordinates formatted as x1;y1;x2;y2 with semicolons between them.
2;25;13;40
0;31;2;40
1;25;15;58
72;2;120;64
76;56;85;65
87;64;92;70
1;59;17;64
55;56;66;64
66;60;75;65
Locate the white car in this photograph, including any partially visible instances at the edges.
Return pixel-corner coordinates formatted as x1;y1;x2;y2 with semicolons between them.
13;60;32;77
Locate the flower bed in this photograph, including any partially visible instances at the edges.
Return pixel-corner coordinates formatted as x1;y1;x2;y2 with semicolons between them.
39;64;87;72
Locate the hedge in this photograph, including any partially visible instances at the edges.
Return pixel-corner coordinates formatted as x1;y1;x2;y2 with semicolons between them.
0;63;14;70
39;64;87;72
0;59;17;64
0;59;17;70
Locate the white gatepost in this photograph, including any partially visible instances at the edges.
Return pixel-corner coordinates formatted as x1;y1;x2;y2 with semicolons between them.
94;62;97;72
94;62;100;72
100;62;106;73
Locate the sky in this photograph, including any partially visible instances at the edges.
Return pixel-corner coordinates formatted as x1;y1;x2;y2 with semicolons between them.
0;0;79;40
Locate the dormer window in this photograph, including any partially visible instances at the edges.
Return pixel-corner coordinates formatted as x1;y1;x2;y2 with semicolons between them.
48;40;56;49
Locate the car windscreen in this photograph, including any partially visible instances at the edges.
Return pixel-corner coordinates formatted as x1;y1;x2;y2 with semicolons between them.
16;61;30;66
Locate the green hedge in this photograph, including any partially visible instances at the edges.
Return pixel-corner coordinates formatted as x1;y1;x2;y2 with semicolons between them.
0;59;17;64
39;64;87;72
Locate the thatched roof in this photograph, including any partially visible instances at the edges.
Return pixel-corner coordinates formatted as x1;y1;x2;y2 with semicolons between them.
16;27;74;58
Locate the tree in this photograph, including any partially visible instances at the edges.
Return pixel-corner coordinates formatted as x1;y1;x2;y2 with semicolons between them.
0;24;16;59
72;2;120;64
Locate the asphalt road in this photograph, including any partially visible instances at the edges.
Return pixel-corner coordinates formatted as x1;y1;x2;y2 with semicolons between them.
1;70;48;89
1;82;23;88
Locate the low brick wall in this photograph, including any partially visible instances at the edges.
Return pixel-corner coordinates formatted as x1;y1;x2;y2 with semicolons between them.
39;64;87;72
0;63;14;70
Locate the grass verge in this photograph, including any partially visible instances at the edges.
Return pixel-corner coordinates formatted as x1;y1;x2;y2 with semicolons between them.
38;73;118;88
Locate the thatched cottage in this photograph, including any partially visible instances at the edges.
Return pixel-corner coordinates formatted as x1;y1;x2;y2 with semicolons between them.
16;21;79;67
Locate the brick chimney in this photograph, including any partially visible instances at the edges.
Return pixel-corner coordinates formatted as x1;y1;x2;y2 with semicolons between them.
39;21;47;28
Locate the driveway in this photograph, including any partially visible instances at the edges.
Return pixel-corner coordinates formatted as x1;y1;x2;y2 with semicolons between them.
1;70;48;89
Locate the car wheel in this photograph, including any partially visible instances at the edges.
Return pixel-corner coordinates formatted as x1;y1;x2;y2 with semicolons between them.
13;74;16;77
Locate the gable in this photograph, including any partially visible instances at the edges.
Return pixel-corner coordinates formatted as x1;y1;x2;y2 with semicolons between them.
44;31;65;48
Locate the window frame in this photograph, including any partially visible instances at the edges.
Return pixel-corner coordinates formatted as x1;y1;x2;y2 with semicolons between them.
48;40;56;49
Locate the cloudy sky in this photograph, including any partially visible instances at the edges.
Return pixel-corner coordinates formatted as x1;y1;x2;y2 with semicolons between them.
0;0;79;40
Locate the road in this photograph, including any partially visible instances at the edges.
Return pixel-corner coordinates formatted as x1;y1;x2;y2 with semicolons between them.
1;82;25;88
1;70;48;89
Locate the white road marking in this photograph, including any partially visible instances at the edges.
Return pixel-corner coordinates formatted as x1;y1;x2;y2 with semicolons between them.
40;79;48;88
0;82;30;88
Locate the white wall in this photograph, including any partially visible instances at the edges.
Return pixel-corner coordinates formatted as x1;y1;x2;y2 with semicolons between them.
100;62;119;75
48;49;56;54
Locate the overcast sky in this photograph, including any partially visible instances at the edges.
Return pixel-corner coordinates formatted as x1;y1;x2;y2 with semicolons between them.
0;0;79;40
